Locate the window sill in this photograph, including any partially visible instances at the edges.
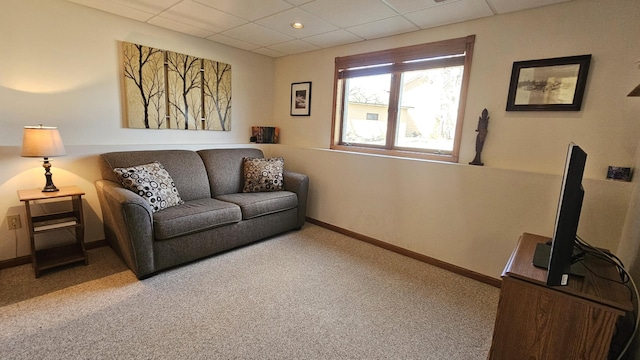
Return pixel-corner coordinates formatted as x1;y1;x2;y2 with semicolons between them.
330;144;458;163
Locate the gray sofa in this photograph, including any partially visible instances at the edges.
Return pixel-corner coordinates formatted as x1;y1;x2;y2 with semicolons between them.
95;148;309;279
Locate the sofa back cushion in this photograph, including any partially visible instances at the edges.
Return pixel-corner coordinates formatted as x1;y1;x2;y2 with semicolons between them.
197;148;264;196
99;150;211;201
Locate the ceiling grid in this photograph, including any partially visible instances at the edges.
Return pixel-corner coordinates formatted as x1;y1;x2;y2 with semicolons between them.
66;0;572;57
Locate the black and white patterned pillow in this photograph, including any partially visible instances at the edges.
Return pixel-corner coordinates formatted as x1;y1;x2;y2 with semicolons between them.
242;157;284;193
113;162;184;213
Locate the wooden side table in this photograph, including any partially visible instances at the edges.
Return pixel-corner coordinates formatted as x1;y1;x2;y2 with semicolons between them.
18;185;88;278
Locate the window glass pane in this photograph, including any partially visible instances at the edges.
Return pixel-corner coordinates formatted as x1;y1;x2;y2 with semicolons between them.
395;66;463;152
343;74;391;146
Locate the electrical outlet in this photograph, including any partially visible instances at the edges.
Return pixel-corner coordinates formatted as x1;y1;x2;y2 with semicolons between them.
7;215;21;230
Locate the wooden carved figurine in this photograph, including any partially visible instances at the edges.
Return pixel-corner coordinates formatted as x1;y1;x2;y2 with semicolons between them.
470;108;489;166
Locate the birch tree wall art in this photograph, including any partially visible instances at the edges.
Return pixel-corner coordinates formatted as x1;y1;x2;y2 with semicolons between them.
166;51;201;130
203;59;232;131
122;41;232;131
122;42;165;129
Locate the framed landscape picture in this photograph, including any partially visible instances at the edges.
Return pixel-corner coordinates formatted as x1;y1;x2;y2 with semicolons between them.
290;82;312;116
506;54;591;111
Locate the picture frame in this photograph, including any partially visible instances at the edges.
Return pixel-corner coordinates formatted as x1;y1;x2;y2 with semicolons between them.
506;54;591;111
290;81;312;116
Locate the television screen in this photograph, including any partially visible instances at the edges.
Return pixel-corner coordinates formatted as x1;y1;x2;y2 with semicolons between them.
533;143;587;286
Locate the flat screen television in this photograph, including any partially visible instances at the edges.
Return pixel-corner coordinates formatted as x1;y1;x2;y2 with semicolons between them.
533;143;587;286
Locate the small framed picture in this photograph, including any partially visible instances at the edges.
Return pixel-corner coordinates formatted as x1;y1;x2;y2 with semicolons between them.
506;55;591;111
290;81;312;116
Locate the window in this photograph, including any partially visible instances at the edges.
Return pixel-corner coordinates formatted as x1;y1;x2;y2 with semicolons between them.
366;113;379;121
331;35;475;162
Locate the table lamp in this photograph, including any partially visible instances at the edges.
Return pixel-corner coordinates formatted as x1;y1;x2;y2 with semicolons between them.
21;125;67;192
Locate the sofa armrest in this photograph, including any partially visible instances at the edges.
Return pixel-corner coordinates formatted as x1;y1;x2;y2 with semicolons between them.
283;170;309;228
95;179;155;278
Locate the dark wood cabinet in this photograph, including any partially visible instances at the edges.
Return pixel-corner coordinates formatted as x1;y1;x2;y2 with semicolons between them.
488;233;633;360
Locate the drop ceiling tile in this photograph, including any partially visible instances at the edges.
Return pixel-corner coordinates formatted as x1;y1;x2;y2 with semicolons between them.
159;0;247;33
256;8;339;38
67;0;156;22
404;0;494;29
301;0;398;28
284;0;315;5
252;47;288;57
268;40;321;55
207;33;261;51
193;0;293;21
148;16;214;38
222;23;294;47
487;0;572;14
347;15;419;40
303;29;364;48
383;0;464;14
106;0;181;14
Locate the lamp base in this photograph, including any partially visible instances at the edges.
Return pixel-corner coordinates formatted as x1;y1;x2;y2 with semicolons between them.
42;184;60;192
41;158;60;192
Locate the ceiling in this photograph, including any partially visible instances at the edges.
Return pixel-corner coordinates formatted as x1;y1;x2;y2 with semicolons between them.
66;0;572;57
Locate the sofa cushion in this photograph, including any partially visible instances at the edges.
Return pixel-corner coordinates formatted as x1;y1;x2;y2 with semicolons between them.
216;191;297;220
113;162;184;213
197;148;264;196
153;198;242;240
100;150;212;201
242;157;284;193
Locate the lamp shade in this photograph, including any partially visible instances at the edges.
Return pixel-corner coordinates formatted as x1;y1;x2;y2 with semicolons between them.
21;125;66;157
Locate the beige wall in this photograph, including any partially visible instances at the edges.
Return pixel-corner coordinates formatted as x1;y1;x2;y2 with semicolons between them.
272;0;640;278
1;0;639;285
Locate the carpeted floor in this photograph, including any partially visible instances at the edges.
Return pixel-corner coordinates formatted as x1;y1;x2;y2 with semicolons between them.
0;223;499;359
